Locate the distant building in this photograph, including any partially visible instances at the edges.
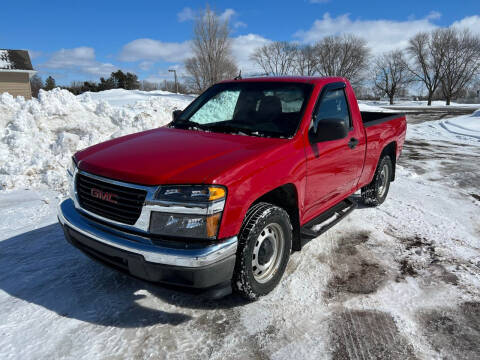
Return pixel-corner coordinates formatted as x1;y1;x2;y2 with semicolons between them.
0;49;36;99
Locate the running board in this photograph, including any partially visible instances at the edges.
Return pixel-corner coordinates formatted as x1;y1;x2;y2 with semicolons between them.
300;197;357;246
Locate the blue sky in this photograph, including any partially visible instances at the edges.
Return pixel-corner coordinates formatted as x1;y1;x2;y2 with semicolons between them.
1;0;479;85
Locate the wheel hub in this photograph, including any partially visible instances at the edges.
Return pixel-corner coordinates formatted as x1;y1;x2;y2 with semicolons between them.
377;163;389;198
258;238;274;265
252;223;285;284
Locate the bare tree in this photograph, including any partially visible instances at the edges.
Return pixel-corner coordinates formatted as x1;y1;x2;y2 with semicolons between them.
407;30;448;106
184;7;238;93
439;28;480;105
140;80;161;91
372;50;412;105
30;74;43;98
293;45;318;76
313;34;369;85
250;41;297;76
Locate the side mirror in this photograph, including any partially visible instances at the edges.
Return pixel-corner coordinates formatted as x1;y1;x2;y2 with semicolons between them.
172;109;182;121
309;118;348;143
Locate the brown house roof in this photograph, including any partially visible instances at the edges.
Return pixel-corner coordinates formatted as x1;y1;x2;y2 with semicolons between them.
0;49;34;71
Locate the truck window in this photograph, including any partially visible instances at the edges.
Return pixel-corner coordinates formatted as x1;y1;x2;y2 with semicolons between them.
173;82;314;138
312;88;351;131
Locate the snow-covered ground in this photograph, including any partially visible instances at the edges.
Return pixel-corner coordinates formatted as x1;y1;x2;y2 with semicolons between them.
78;88;195;107
441;109;480;139
1;90;480;359
363;99;480;109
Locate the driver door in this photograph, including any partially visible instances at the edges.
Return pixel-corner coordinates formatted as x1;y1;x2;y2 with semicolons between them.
303;83;363;220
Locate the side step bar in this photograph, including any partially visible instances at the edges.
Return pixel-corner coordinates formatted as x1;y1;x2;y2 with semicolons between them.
300;197;357;246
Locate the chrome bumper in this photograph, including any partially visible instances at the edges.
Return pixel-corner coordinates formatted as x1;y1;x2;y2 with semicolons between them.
57;199;238;268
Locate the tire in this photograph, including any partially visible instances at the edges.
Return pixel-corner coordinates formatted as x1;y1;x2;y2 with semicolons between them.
361;155;393;206
232;202;292;300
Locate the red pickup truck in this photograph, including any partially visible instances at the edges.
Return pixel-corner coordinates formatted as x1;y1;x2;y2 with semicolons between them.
58;77;406;299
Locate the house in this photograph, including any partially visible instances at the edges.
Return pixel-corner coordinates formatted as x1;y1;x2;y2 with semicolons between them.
0;49;36;99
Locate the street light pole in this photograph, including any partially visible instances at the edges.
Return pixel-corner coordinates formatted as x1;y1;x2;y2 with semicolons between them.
168;69;178;93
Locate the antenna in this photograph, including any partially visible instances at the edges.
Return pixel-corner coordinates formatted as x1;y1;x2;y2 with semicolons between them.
234;70;242;80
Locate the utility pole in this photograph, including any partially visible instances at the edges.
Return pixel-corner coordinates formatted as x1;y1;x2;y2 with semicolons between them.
168;69;178;93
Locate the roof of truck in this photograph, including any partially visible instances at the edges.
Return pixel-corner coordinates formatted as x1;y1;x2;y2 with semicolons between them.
220;76;347;85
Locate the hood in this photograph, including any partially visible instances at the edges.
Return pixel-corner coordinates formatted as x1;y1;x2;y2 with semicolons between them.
75;127;286;186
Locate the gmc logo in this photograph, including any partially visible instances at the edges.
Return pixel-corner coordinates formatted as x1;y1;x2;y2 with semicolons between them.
90;188;118;204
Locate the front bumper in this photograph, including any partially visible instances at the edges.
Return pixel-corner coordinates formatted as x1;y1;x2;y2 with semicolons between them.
58;199;237;289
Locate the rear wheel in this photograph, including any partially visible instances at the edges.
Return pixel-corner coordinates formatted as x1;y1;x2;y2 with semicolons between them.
232;203;292;300
361;155;393;206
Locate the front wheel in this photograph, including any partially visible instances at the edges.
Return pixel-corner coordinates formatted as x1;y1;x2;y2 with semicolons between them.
232;203;292;300
361;155;393;206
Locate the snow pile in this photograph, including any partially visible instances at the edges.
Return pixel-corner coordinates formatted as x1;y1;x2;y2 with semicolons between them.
441;109;480;139
363;99;480;108
358;102;396;113
78;88;195;107
0;88;192;191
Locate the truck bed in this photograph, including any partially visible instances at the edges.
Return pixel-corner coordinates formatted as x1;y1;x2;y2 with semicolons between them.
361;111;405;128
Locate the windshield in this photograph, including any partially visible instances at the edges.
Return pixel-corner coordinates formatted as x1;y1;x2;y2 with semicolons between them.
170;82;314;138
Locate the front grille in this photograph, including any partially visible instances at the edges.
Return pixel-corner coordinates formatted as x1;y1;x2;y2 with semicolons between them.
76;173;147;225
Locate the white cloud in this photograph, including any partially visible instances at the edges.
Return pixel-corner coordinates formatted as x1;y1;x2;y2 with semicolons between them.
43;47;117;76
120;39;192;63
178;7;195;22
451;15;480;35
219;9;236;22
139;61;153;71
234;21;247;29
82;63;118;76
119;34;268;74
426;11;442;20
177;7;239;24
231;34;271;73
294;13;439;54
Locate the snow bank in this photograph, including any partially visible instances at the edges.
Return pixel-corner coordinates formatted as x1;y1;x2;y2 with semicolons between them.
0;88;192;191
78;88;195;107
358;102;396;113
441;109;480;140
363;99;480;108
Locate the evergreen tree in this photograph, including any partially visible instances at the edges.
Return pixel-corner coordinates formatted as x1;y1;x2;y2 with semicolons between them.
97;77;116;91
125;72;140;90
44;76;56;91
110;70;140;90
80;81;98;93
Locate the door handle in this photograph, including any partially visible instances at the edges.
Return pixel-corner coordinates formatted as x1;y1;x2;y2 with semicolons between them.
348;137;359;149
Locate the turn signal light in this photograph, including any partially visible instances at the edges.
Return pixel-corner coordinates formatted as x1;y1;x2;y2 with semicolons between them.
206;213;222;237
208;186;226;201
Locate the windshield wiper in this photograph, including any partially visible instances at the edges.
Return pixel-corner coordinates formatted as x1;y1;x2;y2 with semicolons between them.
204;123;256;136
171;119;207;131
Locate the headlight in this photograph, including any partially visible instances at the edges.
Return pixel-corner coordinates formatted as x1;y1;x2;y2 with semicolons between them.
149;212;222;239
154;185;226;202
149;185;226;239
